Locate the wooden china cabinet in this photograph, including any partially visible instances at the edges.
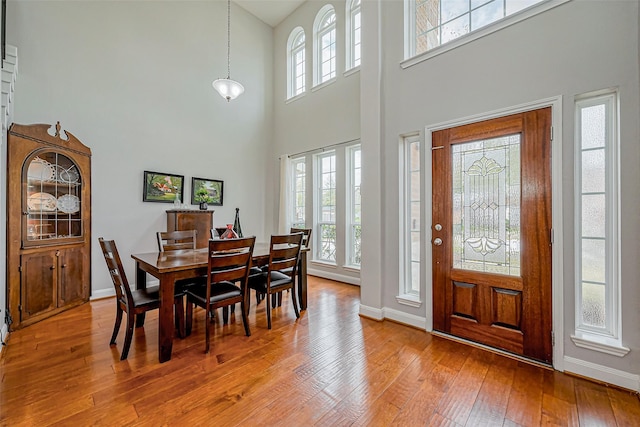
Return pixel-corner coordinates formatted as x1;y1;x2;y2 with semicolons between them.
6;122;91;330
166;209;213;249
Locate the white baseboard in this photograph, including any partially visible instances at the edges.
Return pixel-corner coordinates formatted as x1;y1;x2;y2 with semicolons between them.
307;268;360;285
358;304;427;330
0;323;8;354
90;288;116;300
382;307;427;329
358;304;383;320
564;356;640;392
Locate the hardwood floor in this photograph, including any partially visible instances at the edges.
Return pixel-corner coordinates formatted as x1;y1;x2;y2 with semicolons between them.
1;276;638;426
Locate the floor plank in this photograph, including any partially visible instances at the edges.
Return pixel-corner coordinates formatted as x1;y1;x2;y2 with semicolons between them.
1;276;638;426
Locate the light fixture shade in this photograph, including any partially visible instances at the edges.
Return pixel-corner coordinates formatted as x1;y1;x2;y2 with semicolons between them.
212;78;244;101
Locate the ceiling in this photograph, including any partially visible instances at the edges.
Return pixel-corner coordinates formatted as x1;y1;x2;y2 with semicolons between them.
234;0;307;27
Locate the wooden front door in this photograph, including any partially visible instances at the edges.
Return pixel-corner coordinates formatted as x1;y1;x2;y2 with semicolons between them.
432;108;553;363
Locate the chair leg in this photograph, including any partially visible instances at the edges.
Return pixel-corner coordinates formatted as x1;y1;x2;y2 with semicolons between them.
277;292;283;307
205;305;211;353
121;312;136;360
291;284;300;319
174;297;185;338
110;305;123;345
271;293;277;309
241;300;251;337
186;299;193;336
267;294;272;329
222;306;229;324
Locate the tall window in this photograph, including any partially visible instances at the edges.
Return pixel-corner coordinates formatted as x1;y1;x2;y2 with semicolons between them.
291;157;306;228
287;27;306;99
314;6;337;86
407;0;546;57
402;136;421;296
316;151;337;262
574;91;620;342
347;145;362;266
346;0;361;70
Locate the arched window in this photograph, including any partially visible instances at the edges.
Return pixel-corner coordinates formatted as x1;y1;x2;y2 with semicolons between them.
287;27;306;99
345;0;361;70
313;5;336;86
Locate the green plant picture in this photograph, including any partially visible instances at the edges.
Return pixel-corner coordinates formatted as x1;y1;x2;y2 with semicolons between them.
143;171;184;203
191;177;223;206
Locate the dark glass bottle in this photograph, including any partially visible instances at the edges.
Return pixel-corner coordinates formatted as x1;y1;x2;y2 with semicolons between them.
233;207;243;237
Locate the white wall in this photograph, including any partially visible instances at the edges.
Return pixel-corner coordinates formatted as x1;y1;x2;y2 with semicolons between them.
359;0;639;386
6;1;274;297
271;0;361;281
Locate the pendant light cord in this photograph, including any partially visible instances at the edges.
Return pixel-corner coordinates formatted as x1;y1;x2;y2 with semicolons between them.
226;0;231;79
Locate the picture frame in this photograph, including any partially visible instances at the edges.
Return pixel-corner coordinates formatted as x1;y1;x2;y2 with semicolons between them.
191;177;223;206
142;170;184;203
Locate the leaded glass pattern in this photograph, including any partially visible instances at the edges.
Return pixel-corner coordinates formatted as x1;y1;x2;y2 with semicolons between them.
452;135;521;276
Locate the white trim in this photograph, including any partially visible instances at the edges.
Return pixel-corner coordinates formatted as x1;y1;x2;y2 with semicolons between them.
308;269;360;286
424;95;564;368
90;289;116;300
402;0;571;69
359;303;427;330
396;293;422;308
285;92;306;105
570;333;630;357
564;356;639;392
311;77;336;92
343;66;360;78
343;265;361;273
359;304;384;321
313;5;337;86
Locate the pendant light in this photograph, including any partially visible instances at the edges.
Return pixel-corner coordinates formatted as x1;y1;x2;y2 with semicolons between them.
212;0;244;101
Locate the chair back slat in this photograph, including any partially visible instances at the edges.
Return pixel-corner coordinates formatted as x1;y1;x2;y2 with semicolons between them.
98;238;134;306
157;230;197;252
207;237;256;292
290;227;312;249
267;233;303;282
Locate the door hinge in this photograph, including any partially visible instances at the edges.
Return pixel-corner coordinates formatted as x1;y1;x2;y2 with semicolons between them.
18;265;22;272
18;304;22;312
550;126;554;141
550;228;554;245
551;331;555;346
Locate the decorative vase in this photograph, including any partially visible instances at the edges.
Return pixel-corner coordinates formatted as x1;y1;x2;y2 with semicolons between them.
220;224;239;239
199;202;208;210
233;208;243;237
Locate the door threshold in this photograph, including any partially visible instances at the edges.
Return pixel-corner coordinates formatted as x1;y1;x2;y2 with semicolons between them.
431;331;553;370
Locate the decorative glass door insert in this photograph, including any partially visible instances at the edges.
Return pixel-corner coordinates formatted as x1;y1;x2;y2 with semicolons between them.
452;135;521;276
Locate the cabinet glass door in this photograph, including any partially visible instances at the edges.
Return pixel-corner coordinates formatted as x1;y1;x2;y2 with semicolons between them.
24;151;83;246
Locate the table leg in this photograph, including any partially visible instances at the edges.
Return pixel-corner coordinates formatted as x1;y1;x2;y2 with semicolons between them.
158;273;176;363
298;252;308;310
135;261;147;328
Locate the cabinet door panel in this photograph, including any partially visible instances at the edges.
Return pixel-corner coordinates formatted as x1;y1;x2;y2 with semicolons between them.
58;247;87;306
21;252;57;321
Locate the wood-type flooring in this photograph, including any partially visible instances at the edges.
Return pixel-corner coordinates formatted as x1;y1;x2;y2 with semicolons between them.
1;276;638;426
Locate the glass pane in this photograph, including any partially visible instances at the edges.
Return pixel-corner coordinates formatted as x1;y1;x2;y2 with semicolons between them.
581;282;605;328
581;238;605;283
320;224;336;261
452;135;521;276
581;104;606;149
411;231;420;262
581;194;605;238
581;148;605;194
506;0;542;15
442;14;470;44
441;0;469;22
411;261;420;292
471;0;503;31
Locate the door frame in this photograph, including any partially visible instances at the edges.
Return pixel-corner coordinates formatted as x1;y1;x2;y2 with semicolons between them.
424;96;565;371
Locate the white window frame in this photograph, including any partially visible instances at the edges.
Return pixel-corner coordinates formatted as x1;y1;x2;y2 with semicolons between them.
291;156;306;229
315;150;337;263
571;89;628;357
402;0;570;68
346;144;361;268
287;27;306;100
345;0;361;72
397;134;422;307
313;5;337;87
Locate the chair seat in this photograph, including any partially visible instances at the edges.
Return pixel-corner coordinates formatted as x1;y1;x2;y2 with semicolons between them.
186;282;242;306
175;275;207;295
249;270;292;292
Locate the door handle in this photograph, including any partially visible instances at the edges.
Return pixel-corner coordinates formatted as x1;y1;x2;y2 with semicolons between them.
433;238;443;246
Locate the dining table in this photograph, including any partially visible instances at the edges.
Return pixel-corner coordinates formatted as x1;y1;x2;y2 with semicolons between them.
131;242;309;363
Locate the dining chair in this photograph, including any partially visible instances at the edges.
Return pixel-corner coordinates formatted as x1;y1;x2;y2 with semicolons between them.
99;238;185;360
248;232;303;329
185;236;256;353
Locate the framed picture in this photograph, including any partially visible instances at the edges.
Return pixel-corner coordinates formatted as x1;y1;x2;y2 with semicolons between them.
143;171;184;203
191;177;223;206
